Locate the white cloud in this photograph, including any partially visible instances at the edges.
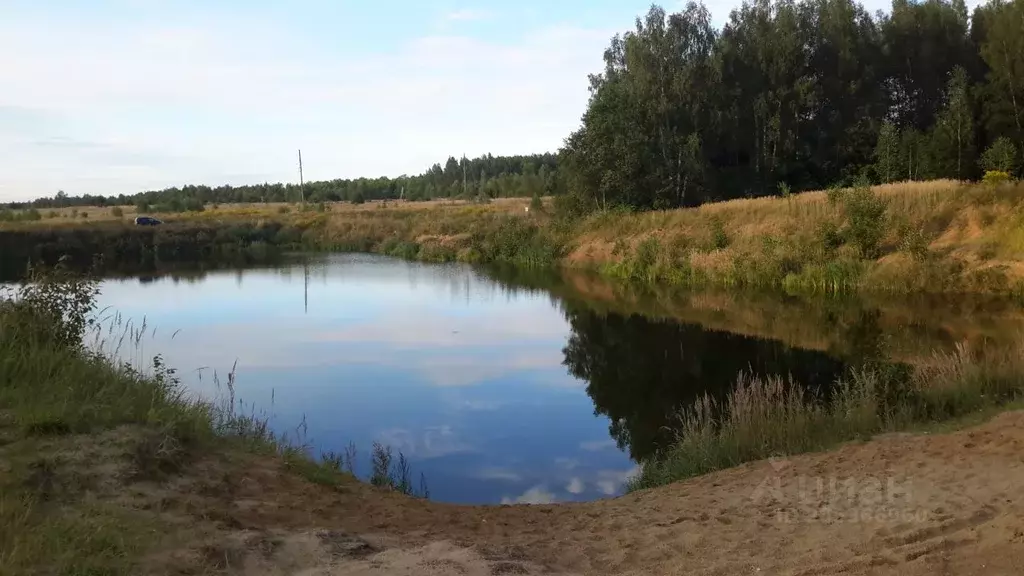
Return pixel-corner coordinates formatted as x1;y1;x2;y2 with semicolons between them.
580;439;618;452
0;7;613;200
566;477;585;494
475;467;522;482
376;425;475;459
594;466;641;496
501;485;557;505
554;457;579;470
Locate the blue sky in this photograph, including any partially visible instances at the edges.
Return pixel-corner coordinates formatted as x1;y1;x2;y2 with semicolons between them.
0;0;965;201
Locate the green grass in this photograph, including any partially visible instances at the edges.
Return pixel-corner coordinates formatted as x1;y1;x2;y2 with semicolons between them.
0;269;425;575
630;342;1024;491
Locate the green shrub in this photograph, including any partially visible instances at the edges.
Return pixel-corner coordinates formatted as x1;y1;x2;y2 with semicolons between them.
111;207;124;218
826;184;847;206
842;185;887;258
710;219;729;250
552;193;590;221
817;221;844;253
530;192;543;212
979;137;1019;175
982;170;1011;186
897;223;929;261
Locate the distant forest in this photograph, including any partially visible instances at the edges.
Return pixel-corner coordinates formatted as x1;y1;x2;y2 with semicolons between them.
7;153;561;211
8;0;1024;212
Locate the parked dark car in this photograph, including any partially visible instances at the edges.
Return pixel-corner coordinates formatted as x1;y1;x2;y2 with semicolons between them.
134;216;163;226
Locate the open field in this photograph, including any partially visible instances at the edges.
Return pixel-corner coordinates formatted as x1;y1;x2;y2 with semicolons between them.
4;179;1024;294
1;197;535;225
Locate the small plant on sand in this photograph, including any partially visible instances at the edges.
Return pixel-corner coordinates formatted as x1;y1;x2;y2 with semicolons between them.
370;442;429;498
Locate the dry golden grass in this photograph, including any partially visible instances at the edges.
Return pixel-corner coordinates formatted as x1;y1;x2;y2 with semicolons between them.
6;179;1024;294
570;179;1024;294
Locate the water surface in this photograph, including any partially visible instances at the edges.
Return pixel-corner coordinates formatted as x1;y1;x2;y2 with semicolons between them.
94;254;1023;504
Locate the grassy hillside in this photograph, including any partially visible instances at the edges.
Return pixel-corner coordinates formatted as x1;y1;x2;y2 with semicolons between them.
4;180;1024;295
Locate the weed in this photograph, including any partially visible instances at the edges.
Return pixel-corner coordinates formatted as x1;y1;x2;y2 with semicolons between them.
709;219;729;250
816;221;844;253
0;272;431;575
842;184;887;258
630;340;1024;491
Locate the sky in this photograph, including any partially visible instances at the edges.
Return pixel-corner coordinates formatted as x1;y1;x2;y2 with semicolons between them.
0;0;969;202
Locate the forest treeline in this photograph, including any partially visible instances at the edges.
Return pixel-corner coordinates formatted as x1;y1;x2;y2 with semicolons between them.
6;0;1023;213
6;153;562;211
562;0;1023;209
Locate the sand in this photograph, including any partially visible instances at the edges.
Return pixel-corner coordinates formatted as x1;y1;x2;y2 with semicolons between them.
127;411;1024;575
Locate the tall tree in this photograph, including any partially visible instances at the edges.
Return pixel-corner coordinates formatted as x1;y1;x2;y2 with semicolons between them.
562;3;719;209
928;66;977;179
874;121;902;183
973;0;1024;160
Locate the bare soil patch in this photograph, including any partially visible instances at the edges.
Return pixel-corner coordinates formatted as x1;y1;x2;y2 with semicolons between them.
38;411;1022;575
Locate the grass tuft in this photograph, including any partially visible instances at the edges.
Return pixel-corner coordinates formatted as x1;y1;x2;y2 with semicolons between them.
630;340;1024;491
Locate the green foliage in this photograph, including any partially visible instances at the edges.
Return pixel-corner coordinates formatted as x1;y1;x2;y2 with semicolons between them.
7;153;561;211
874;122;901;183
631;345;1024;491
0;221;312;280
982;170;1011;185
710;219;729;250
110;206;124;218
369;443;428;498
0;209;42;222
777;181;791;199
897;223;930;261
350;190;366;205
529;192;543;212
817;220;844;253
928;66;976;180
826;185;847;207
552;192;590;221
842;185;887;258
472;217;564;268
980;137;1019;175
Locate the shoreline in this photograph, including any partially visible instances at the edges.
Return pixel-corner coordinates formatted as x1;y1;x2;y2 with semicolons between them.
5;257;1024;574
4;180;1024;297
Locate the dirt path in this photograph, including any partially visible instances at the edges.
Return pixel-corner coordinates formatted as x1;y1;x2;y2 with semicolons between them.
143;411;1024;575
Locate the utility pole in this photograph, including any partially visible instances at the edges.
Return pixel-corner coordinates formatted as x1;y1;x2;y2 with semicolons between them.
298;149;305;204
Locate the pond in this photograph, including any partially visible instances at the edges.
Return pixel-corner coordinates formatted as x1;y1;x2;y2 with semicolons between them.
92;254;1024;504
